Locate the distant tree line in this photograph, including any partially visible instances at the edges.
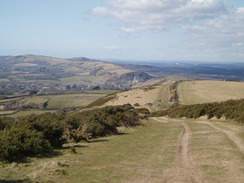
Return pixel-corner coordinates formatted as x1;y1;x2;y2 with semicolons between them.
0;104;144;162
151;99;244;123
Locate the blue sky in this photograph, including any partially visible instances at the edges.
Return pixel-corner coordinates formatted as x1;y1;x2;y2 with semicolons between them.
0;0;244;62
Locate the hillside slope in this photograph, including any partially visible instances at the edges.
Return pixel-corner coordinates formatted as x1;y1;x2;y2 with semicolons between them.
102;82;173;111
177;80;244;105
101;80;244;112
0;55;153;95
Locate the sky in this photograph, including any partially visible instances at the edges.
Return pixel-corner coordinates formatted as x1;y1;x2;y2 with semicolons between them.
0;0;244;62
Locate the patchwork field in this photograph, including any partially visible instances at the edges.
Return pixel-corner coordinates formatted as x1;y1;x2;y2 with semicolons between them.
178;80;244;105
0;90;116;117
1;118;243;183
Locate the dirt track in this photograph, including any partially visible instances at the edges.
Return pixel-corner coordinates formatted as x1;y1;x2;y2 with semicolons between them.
152;117;244;183
196;120;244;154
167;121;205;183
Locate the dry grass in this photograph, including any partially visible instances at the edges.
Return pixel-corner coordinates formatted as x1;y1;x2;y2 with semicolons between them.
178;80;244;105
104;82;173;111
188;120;244;183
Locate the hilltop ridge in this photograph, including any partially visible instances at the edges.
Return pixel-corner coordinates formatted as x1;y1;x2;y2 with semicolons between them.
0;55;153;95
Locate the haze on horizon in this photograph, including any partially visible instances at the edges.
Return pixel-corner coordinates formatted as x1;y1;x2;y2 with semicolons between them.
1;0;244;63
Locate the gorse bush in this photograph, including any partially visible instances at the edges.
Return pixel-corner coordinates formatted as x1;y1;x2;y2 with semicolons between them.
63;104;140;143
150;99;244;123
16;113;66;148
0;124;52;162
0;113;64;162
0;104;141;162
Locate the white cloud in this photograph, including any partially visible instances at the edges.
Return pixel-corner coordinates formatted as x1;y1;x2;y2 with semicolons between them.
185;7;244;59
93;0;244;61
93;0;231;32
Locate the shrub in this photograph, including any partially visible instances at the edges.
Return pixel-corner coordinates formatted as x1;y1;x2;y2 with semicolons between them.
150;99;244;123
63;104;140;143
18;113;65;148
0;125;52;162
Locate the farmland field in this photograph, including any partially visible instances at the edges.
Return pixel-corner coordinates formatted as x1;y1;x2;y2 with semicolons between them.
46;93;108;109
1;117;243;183
17;91;115;109
0;90;116;117
178;80;244;105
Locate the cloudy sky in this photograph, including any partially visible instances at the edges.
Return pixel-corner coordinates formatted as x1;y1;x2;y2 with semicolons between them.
1;0;244;62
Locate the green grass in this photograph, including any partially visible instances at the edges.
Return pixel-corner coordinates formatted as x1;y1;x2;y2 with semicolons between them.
178;80;244;105
46;93;108;109
0;119;181;183
1;118;244;182
22;97;49;105
3;91;116;111
201;165;228;176
188;120;244;182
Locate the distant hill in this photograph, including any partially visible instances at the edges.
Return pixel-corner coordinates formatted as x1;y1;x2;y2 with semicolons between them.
122;62;244;81
0;55;153;95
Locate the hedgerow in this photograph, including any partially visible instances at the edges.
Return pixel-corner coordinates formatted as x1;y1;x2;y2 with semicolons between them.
150;99;244;123
63;104;140;142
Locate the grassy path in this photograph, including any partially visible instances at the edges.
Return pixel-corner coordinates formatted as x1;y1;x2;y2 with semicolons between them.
0;118;244;183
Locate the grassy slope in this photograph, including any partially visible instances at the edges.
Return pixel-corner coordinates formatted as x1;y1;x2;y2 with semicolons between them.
46;93;105;109
178;80;244;105
1;118;243;183
104;82;173;111
0;119;181;182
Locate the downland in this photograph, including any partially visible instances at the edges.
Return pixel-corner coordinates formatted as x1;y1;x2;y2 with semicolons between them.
0;80;244;183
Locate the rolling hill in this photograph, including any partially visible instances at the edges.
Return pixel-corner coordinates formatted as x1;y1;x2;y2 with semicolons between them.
1;79;244;183
0;55;153;96
98;80;244;111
